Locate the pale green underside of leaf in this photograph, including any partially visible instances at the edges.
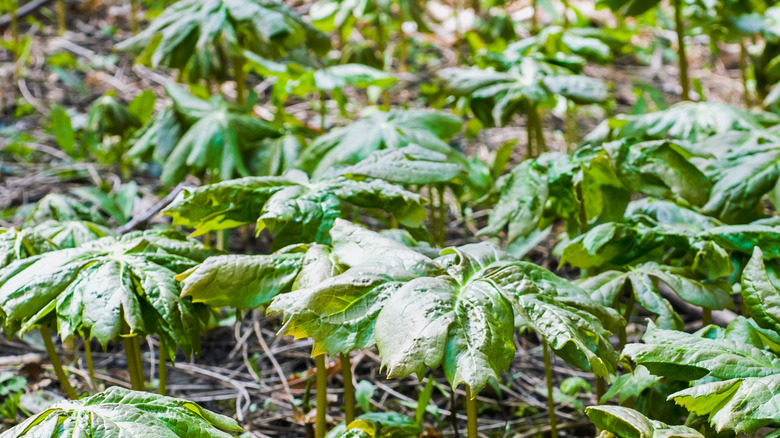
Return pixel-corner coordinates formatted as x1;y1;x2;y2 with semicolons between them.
0;386;242;438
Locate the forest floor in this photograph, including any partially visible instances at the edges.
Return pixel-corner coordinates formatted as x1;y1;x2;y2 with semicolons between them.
0;1;747;436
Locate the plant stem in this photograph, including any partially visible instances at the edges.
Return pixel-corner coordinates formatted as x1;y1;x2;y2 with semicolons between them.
428;186;438;246
130;0;139;34
158;339;168;395
674;0;690;101
740;40;750;107
216;229;229;251
465;385;478;438
84;337;97;387
397;2;407;72
542;339;558;438
122;321;144;391
595;377;606;406
526;107;536;158
320;91;327;131
56;0;65;36
315;354;328;438
340;354;355;423
534;107;546;154
234;55;246;106
40;326;78;399
565;101;578;151
531;0;538;35
702;308;712;327
437;185;446;246
562;0;570;28
619;292;635;350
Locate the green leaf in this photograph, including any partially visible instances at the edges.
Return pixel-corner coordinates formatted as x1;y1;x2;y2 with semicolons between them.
604;139;712;206
703;142;780;224
0;386;242;438
49;104;75;155
271;222;619;393
585;102;766;145
355;380;375;413
154;85;280;186
707;225;780;259
741;247;780;336
116;0;330;83
163;171;425;249
335;145;463;185
375;275;516;393
297;109;463;180
479;153;581;244
24;193;107;227
0;231;215;358
541;75;608;105
177;252;305;309
670;376;780;434
624;321;780;381
585;405;703;438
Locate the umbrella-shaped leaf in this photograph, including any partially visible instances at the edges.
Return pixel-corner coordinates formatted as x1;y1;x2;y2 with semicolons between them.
604;139;712;206
584;101;770;145
741;247;780;335
703;141;780;224
0;386;242;438
24;193;107;227
334;145;463;185
177;253;305;309
625;322;780;435
116;0;329;82
0;230;215;357
271;220;620;391
541;75;609;105
163;171;426;249
585;405;704;438
375;275;516;394
296;109;462;179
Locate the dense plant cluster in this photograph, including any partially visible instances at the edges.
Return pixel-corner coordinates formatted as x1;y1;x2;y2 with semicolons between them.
4;0;780;437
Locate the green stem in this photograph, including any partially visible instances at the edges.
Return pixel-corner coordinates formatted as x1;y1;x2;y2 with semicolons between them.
562;0;570;28
341;354;355;423
56;0;65;36
130;0;139;34
565;101;578;151
158;339;168;395
398;3;407;72
216;229;229;251
465;385;478;438
619;293;635;350
40;326;78;399
531;0;538;35
320;91;327;131
84;337;96;387
375;1;386;69
437;185;446;247
526;107;536;158
428;186;438;246
233;54;246;106
10;5;18;59
534;107;546;154
595;377;606;406
122;321;144;391
542;339;558;438
315;354;328;438
740;40;750;107
674;0;690;101
702;308;712;327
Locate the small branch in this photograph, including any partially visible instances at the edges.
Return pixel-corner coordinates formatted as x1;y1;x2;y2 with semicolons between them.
0;0;54;31
115;184;184;234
